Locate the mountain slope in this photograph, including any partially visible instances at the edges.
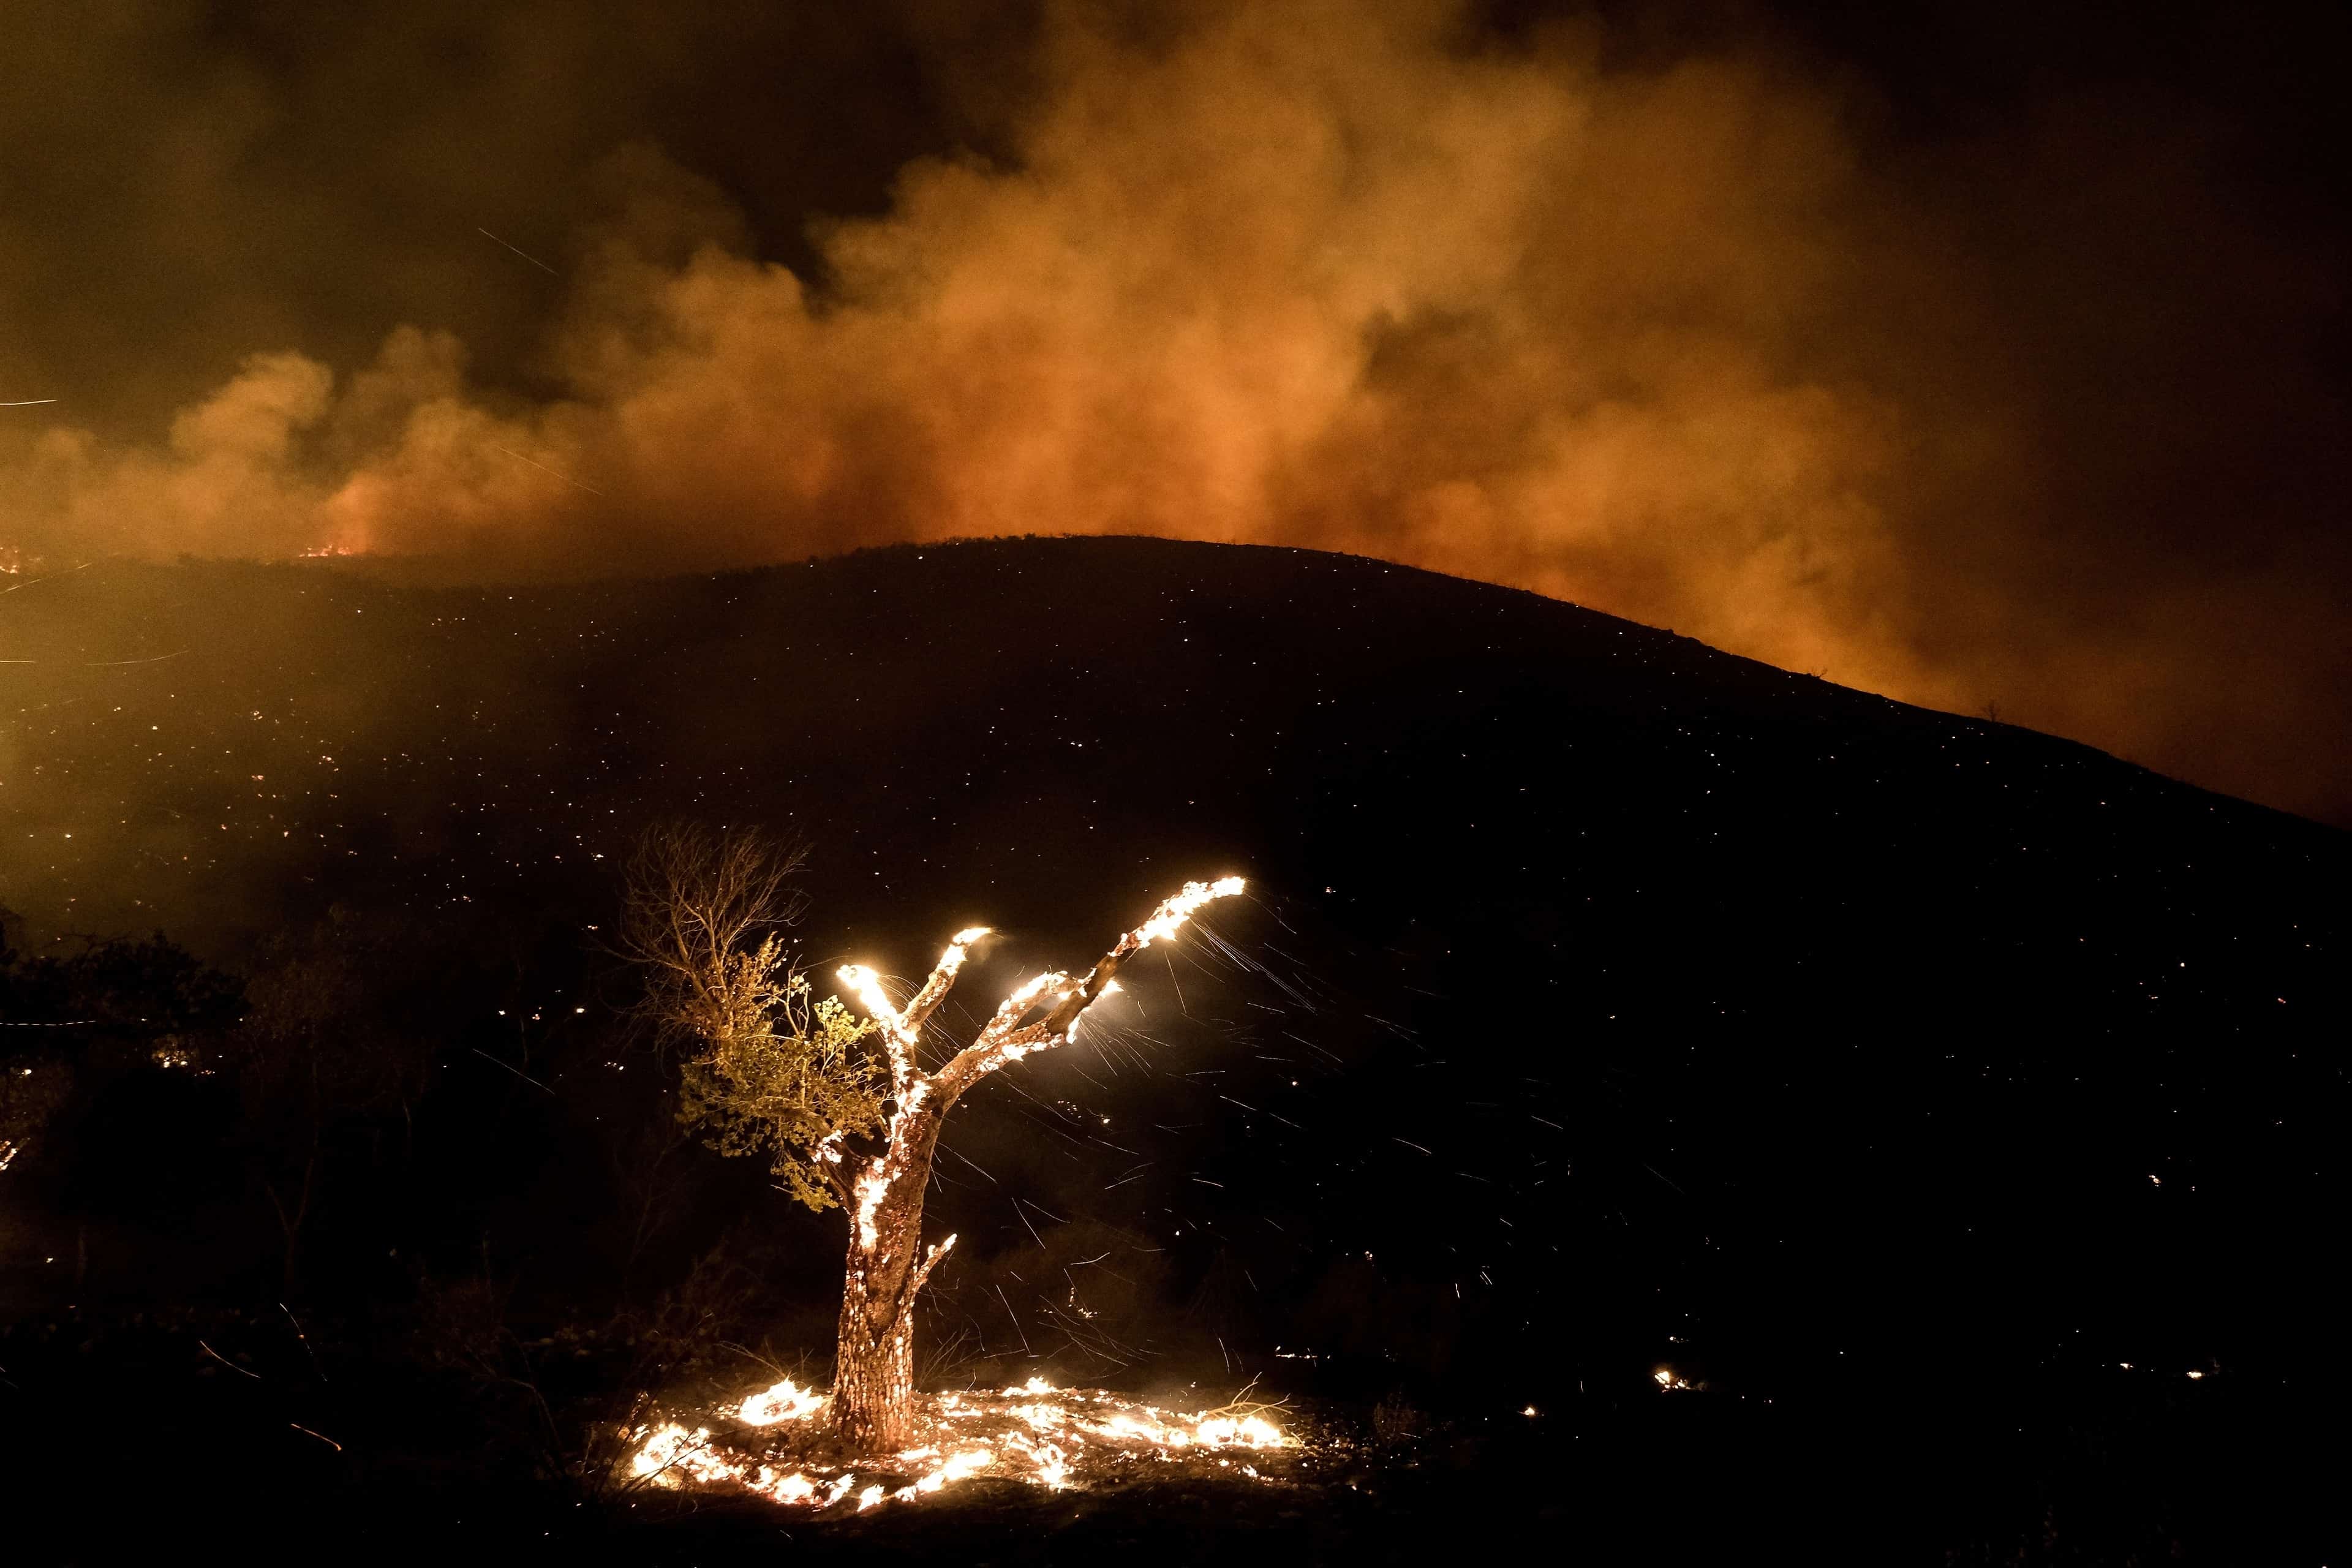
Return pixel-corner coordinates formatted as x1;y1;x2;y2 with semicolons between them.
3;536;2343;1405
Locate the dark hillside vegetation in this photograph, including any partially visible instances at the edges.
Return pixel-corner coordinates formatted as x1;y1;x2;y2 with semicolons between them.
2;538;2343;1559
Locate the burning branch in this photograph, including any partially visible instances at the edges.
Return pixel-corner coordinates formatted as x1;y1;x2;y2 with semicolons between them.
908;1233;957;1298
934;878;1245;1104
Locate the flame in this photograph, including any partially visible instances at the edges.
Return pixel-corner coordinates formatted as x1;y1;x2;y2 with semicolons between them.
853;1166;890;1250
739;1376;825;1425
625;1378;1299;1512
1009;1432;1071;1489
938;929;991;974
896;1447;993;1501
838;964;909;1050
842;928;991;1065
1193;1414;1286;1449
1001;973;1060;1014
1133;877;1246;948
631;1422;746;1487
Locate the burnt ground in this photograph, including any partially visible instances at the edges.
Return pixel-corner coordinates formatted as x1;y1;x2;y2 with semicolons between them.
3;537;2346;1561
0;1305;2331;1565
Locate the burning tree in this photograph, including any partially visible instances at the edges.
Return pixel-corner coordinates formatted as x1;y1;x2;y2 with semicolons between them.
621;824;1243;1450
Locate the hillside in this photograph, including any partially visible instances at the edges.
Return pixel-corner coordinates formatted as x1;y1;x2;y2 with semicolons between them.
2;537;2345;1555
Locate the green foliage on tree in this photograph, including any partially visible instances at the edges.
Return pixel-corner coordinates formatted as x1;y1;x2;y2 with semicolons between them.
620;824;883;1212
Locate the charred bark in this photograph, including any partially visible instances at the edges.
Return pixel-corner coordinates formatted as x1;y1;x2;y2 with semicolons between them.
831;1113;951;1449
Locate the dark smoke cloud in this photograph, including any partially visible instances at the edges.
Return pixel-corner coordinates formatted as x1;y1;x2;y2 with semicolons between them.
2;0;2346;821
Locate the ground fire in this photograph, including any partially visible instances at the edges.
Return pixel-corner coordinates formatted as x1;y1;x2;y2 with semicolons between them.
627;1374;1296;1512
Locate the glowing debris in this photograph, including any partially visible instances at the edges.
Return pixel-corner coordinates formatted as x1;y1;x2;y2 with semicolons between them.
739;1376;826;1425
624;1379;1301;1512
631;1422;744;1487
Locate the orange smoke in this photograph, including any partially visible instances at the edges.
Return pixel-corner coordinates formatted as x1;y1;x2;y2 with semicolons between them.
2;0;2345;822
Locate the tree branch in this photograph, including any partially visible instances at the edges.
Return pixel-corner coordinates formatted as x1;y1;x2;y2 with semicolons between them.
933;878;1243;1103
905;1233;957;1304
900;927;991;1041
839;926;992;1098
837;965;915;1098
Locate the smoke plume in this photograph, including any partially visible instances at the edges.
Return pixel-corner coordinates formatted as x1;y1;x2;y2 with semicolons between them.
2;0;2346;820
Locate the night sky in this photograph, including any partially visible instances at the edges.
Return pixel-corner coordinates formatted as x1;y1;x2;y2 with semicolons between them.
3;0;2348;824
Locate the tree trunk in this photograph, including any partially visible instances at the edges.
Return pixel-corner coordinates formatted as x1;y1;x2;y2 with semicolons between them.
832;1226;919;1449
832;1114;945;1450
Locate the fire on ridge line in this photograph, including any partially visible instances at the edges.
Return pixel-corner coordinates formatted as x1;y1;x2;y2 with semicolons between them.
628;1374;1294;1512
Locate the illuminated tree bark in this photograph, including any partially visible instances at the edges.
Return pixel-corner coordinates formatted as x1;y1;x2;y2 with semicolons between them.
829;1108;950;1448
826;880;1245;1449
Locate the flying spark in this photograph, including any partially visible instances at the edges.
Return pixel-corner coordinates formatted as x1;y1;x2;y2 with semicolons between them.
476;227;557;273
491;444;605;496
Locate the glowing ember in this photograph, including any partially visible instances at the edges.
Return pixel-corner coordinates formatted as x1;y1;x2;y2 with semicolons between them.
630;1422;746;1487
739;1376;826;1425
899;1448;993;1499
1194;1414;1286;1449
